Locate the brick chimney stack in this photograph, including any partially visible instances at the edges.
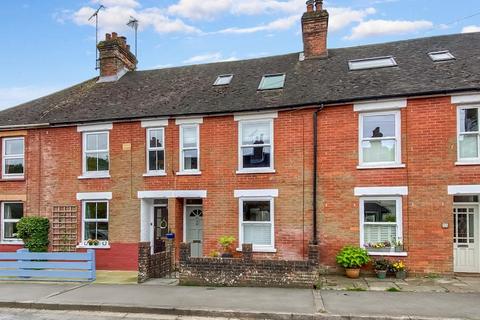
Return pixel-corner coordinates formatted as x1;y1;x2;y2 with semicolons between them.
97;32;137;82
302;0;329;59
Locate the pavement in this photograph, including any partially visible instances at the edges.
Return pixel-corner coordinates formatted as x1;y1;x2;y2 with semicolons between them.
0;280;479;320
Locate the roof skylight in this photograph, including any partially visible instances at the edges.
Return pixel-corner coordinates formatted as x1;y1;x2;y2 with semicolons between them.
213;74;233;86
428;50;455;62
258;74;286;90
348;56;397;71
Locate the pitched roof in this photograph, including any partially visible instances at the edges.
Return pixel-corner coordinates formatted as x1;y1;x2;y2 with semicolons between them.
1;32;480;128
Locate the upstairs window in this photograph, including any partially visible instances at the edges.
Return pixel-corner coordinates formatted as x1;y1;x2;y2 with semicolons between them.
1;202;23;242
348;56;397;71
359;111;401;166
147;128;165;173
457;107;480;162
428;50;455;62
360;197;402;248
83;132;109;177
214;74;233;86
258;74;285;90
2;137;24;179
180;124;200;173
238;119;274;172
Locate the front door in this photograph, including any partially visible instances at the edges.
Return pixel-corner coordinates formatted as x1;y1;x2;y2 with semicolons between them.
153;206;168;253
454;205;479;272
185;204;203;257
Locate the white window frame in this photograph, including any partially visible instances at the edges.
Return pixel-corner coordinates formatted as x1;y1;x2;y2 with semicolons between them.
179;124;200;174
81;200;109;248
2;137;25;179
238;197;275;252
81;131;110;178
359;196;403;249
456;106;480;164
146;127;166;175
237;118;275;173
358;110;401;168
1;202;23;243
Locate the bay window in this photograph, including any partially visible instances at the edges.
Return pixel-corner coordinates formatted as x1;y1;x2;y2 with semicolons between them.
1;202;23;242
360;197;402;248
359;111;401;167
2;137;24;178
238;119;274;172
457;106;480;162
239;198;275;251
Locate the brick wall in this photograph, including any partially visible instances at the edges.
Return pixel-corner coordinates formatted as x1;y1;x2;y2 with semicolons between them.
138;241;174;282
179;243;319;288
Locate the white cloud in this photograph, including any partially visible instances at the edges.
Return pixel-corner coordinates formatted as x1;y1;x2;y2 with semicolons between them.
329;7;376;32
217;14;299;34
462;25;480;33
64;2;200;35
346;19;433;40
183;52;238;64
168;0;232;20
0;86;62;111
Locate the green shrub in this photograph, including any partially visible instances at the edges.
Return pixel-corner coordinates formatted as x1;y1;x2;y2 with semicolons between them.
218;235;235;252
16;217;50;252
335;246;370;268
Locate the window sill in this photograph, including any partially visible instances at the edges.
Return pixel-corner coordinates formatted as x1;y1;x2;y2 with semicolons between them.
357;164;405;170
0;241;24;245
368;251;408;257
78;174;111;180
0;177;25;182
236;247;277;253
143;172;167;177
455;161;480;166
176;171;202;176
236;169;276;174
76;244;111;249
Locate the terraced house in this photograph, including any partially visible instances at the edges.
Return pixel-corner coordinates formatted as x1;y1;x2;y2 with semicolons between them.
1;1;480;279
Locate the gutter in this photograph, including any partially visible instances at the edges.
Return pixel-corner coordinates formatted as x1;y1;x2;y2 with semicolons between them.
312;104;324;244
0;123;50;130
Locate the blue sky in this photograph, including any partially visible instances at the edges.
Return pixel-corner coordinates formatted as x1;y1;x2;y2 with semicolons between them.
1;0;479;110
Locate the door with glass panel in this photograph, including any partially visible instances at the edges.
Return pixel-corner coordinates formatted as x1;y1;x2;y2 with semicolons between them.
453;205;479;273
185;199;203;257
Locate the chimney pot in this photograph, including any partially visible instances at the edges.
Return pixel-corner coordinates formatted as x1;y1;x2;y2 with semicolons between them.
315;0;323;11
112;32;118;39
105;33;111;40
306;0;314;12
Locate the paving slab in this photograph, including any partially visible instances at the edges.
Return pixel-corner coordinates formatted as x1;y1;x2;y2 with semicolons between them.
320;290;480;319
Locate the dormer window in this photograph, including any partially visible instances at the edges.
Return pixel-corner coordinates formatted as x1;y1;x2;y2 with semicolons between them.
214;74;233;86
428;50;455;62
258;74;286;90
348;56;397;71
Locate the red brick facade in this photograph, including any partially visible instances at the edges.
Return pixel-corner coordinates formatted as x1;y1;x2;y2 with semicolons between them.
0;95;478;274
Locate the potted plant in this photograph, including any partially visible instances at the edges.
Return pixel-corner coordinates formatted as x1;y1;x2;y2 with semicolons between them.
373;258;390;279
392;260;407;279
218;235;235;258
166;229;175;239
393;240;403;252
87;239;99;246
336;246;370;279
365;241;392;252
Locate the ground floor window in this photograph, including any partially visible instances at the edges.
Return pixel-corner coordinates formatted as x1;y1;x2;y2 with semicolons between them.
360;197;402;248
82;201;109;247
1;202;23;242
239;198;274;251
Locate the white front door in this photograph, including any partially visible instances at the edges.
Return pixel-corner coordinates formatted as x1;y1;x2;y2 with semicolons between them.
454;205;479;273
185;205;203;257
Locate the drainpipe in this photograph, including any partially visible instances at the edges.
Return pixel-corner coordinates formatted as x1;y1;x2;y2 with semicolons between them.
312;105;324;244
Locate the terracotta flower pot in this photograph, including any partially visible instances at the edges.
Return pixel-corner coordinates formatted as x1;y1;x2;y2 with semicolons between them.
345;268;360;278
